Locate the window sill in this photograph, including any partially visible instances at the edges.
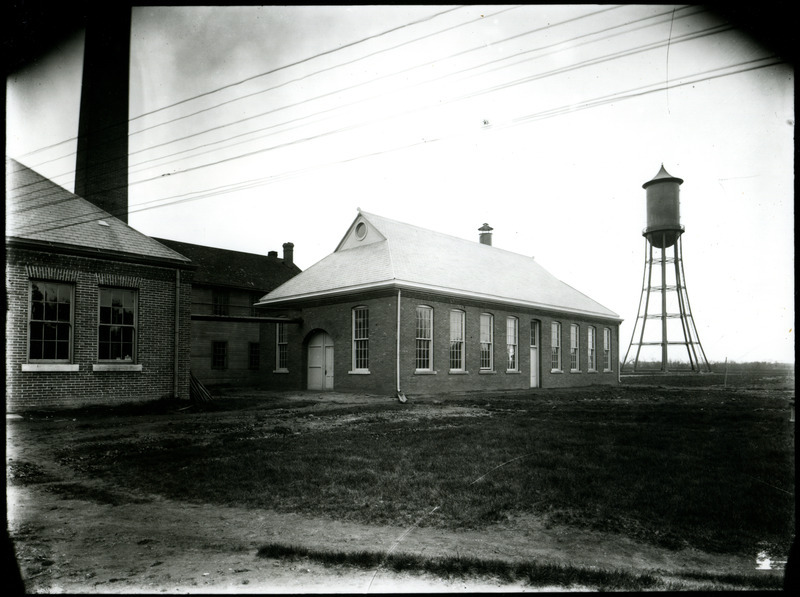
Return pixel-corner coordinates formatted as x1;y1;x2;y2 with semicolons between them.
414;370;437;375
570;370;581;373
93;364;142;372
348;370;371;375
479;370;496;375
551;369;563;374
22;364;79;372
448;370;469;375
506;370;521;374
273;369;290;374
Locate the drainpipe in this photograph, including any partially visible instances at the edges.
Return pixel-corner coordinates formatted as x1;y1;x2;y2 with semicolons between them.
174;268;181;399
396;290;406;402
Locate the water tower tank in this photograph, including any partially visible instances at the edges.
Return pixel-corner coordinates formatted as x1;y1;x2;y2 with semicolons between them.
642;164;684;248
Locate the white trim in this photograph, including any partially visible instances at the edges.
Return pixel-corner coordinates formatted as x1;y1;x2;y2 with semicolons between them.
258;279;622;321
93;364;142;372
22;364;79;372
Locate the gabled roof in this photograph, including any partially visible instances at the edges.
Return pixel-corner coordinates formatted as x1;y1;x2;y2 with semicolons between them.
5;158;190;264
258;210;621;320
153;238;301;292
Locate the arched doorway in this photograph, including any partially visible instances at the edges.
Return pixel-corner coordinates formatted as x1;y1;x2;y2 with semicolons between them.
307;331;334;390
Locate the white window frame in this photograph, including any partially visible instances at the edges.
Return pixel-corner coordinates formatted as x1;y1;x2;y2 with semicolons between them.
570;324;580;372
479;313;494;371
352;306;370;372
506;316;519;372
588;326;597;371
275;323;288;371
449;309;466;372
551;321;562;372
603;327;613;372
98;287;138;363
28;280;74;363
415;306;433;371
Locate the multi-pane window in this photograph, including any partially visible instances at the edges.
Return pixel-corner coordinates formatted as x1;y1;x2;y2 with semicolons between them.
98;288;137;361
212;289;229;316
530;320;539;347
276;323;288;370
249;342;260;370
29;281;73;361
211;341;228;369
480;313;493;370
551;322;562;371
603;328;612;371
506;317;519;371
352;307;369;371
588;326;597;371
415;306;433;371
570;324;580;371
449;310;465;371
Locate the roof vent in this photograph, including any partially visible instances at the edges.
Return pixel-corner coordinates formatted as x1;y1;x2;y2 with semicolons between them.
478;223;493;246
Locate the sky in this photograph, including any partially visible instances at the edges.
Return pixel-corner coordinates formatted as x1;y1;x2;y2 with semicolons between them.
6;5;795;365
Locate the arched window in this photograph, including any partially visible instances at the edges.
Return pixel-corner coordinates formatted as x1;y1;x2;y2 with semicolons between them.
352;306;369;371
415;306;433;371
449;310;465;371
480;313;494;371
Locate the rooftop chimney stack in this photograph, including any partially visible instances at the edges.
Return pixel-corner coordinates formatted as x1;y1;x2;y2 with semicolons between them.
282;242;294;266
478;223;493;246
74;7;132;223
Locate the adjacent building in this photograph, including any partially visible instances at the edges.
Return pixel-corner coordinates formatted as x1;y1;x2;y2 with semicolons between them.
255;210;622;396
5;159;194;411
153;238;301;387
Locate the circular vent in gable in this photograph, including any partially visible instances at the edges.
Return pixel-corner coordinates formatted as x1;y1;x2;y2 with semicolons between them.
355;221;367;240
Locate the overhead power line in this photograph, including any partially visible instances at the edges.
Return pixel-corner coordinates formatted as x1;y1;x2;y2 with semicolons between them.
15;4;699;195
9;13;742;210
11;56;782;237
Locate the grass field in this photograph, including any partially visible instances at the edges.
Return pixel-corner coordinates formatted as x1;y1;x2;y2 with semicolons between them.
39;374;794;569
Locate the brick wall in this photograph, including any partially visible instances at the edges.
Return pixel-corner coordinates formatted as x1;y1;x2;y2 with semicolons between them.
258;289;619;396
5;247;192;412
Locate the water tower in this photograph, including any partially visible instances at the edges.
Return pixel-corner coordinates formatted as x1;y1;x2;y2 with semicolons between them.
622;165;710;372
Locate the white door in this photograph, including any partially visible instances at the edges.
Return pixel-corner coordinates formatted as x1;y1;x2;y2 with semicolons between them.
308;332;334;390
530;320;540;388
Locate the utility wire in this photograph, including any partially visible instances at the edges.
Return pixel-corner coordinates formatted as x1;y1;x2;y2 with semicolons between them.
12;5;711;202
10;56;782;236
10;19;746;213
12;5;476;167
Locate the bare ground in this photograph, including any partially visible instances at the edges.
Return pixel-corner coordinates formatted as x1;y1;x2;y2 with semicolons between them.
5;391;788;593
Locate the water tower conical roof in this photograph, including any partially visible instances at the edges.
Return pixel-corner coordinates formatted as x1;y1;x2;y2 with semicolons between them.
642;164;684;189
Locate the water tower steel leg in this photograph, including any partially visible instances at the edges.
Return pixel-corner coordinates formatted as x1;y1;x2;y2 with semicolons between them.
623;237;649;371
661;233;668;372
673;237;698;371
677;236;711;371
633;240;655;371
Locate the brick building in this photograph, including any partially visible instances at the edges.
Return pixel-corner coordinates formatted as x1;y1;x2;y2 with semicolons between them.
255;210;622;396
5;159;193;412
153;238;301;387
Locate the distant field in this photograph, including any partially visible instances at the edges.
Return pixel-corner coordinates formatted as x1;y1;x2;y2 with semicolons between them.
621;366;794;389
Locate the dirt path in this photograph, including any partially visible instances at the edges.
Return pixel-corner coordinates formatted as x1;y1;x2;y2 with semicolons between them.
5;393;786;593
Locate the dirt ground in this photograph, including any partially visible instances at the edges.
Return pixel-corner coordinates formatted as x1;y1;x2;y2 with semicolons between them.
5;391;788;593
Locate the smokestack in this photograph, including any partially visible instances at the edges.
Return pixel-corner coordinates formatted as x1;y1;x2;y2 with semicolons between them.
478;223;493;246
282;242;294;266
74;7;132;223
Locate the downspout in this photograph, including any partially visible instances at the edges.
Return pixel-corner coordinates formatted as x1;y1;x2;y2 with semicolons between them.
174;268;181;399
396;290;406;402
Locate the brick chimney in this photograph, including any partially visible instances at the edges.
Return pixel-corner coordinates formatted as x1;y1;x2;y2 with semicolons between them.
478;223;493;246
282;242;294;266
74;7;132;223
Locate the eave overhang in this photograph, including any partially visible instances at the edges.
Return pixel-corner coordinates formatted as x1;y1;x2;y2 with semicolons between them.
256;279;623;323
6;237;196;270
